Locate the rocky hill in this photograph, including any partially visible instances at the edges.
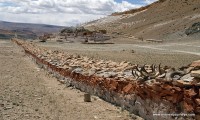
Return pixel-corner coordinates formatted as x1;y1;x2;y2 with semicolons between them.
84;0;200;41
0;29;37;39
0;21;65;39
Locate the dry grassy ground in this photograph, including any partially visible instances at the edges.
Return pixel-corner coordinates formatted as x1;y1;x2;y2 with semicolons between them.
0;40;142;120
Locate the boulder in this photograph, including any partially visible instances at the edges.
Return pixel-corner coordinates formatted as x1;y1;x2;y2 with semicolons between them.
191;70;200;78
180;74;194;82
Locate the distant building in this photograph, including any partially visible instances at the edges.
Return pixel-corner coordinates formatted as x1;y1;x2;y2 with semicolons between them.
88;32;110;42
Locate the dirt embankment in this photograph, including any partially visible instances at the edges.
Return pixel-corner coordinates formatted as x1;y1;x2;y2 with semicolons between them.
0;40;140;120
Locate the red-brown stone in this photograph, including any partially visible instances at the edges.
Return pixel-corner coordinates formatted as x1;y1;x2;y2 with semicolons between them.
123;83;133;94
195;115;200;120
184;101;194;112
162;84;173;91
191;60;200;67
173;94;183;103
165;96;174;102
159;89;174;96
142;88;152;98
110;80;118;91
165;94;182;103
184;88;197;97
150;90;161;101
195;98;200;106
152;84;162;92
195;107;200;113
173;87;182;92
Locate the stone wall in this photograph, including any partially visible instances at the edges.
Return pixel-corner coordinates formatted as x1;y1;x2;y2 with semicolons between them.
12;38;199;120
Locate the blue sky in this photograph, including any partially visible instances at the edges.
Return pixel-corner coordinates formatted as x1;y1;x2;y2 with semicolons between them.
0;0;157;26
116;0;155;4
116;0;143;4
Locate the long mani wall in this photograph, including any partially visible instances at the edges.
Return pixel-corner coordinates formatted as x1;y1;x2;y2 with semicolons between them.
12;38;200;120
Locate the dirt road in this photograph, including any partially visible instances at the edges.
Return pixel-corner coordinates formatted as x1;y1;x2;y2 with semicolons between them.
36;40;200;68
0;40;141;120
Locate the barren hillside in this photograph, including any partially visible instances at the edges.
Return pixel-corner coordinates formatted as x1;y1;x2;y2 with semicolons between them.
84;0;200;40
0;21;65;39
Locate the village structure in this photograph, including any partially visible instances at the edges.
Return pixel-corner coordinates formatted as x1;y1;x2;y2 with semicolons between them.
39;27;111;43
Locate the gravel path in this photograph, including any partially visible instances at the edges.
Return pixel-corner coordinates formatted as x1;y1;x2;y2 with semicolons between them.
0;40;141;120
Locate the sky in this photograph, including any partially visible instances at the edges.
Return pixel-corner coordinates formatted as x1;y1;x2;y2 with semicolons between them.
0;0;157;26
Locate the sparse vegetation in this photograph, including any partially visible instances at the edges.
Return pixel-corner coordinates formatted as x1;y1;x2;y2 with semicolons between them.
185;22;200;35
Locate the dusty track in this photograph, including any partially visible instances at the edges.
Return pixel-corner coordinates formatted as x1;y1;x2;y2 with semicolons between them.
0;40;141;120
36;40;200;68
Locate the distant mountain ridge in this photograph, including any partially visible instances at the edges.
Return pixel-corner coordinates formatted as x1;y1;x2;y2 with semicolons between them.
0;20;66;39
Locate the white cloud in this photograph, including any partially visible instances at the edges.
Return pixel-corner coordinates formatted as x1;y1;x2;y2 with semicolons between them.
143;0;157;4
0;12;105;26
0;0;144;26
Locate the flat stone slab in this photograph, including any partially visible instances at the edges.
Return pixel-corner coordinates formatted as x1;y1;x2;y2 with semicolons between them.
190;60;200;67
173;80;193;87
191;70;200;78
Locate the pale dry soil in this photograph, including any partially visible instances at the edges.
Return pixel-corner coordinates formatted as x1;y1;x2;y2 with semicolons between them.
0;40;142;120
37;39;200;68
